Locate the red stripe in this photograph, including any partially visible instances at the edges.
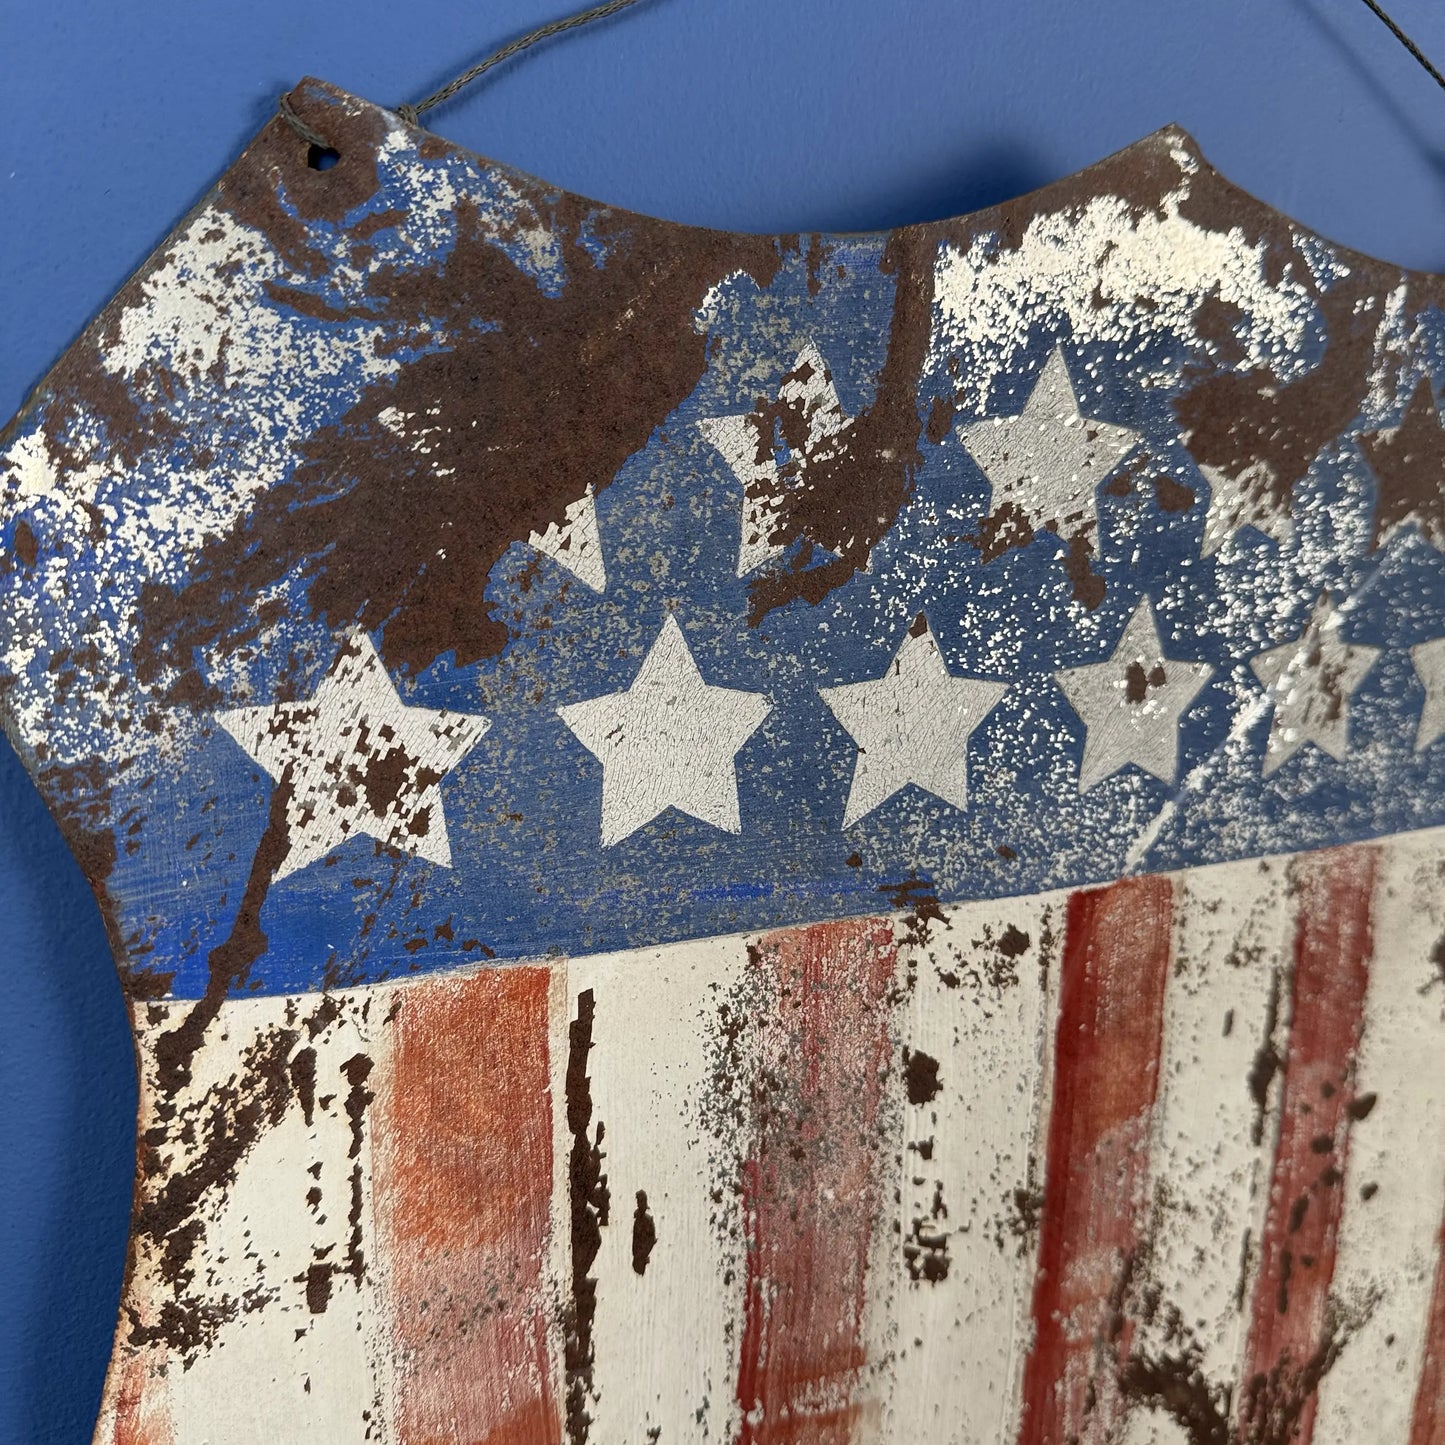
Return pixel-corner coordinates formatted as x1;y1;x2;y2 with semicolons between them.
1017;874;1174;1445
375;965;561;1445
105;1349;174;1445
735;916;897;1445
1409;1213;1445;1445
1239;844;1378;1444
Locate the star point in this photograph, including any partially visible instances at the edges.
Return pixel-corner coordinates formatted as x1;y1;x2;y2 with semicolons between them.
819;619;1006;827
557;615;772;846
1249;596;1380;776
699;341;853;575
1412;636;1445;752
960;346;1141;539
1198;461;1295;556
218;630;490;879
529;486;607;591
1055;597;1212;793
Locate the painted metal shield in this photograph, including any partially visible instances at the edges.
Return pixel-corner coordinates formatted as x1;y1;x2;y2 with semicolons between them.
2;78;1444;1444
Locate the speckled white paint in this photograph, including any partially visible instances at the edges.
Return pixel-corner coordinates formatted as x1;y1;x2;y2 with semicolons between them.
932;177;1318;414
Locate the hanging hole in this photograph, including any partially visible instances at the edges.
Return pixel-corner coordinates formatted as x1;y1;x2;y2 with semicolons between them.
307;144;341;171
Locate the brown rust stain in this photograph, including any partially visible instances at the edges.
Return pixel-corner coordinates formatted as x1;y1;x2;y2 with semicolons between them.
877;871;947;950
745;229;938;624
300;1048;375;1315
1116;1291;1374;1445
129;1021;298;1355
1156;474;1197;513
136;141;786;687
1173;269;1382;520
925;393;956;445
631;1190;656;1278
216;85;388;279
113;771;309;1359
566;987;610;1445
903;1185;951;1285
153;768;293;1096
1359;376;1445;551
902;1046;942;1105
289;1044;317;1125
1193;290;1250;367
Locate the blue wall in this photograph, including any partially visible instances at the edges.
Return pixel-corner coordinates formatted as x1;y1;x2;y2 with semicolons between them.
3;0;1444;1437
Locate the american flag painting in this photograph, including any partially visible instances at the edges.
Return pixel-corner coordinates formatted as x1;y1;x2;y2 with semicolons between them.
1;78;1443;1444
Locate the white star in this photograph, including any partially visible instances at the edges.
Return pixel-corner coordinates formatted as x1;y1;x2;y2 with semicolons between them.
699;341;853;575
557;616;772;846
529;486;606;592
1250;596;1380;776
1198;461;1294;556
1412;636;1445;751
1055;598;1213;793
960;346;1141;534
218;631;490;879
819;621;1007;827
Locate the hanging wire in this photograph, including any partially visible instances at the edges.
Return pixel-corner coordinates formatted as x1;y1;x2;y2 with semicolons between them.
278;0;657;151
280;0;1443;157
396;0;654;126
1356;0;1445;93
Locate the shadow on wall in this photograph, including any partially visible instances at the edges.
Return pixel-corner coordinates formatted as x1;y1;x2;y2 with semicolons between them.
1290;0;1445;270
812;144;1056;235
0;736;134;1445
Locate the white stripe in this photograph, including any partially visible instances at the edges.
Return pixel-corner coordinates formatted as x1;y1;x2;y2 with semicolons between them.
1313;831;1445;1445
568;934;750;1445
880;891;1063;1445
158;990;389;1443
1127;853;1292;1409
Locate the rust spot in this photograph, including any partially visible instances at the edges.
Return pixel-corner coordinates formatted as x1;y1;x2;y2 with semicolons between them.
565;988;609;1445
1125;660;1168;704
878;872;946;948
903;1192;951;1284
631;1191;656;1277
1346;1091;1378;1121
303;1261;333;1315
998;923;1031;958
925;394;956;445
12;519;37;567
289;1046;317;1126
902;1047;942;1105
360;744;412;817
1248;968;1284;1147
1193;290;1249;365
1061;530;1107;611
1154;475;1196;513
